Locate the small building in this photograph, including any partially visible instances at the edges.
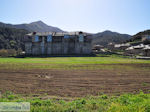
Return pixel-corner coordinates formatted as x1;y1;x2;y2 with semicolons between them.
125;44;144;55
24;32;92;55
114;43;130;50
92;45;104;51
125;44;150;56
107;43;130;51
107;43;115;51
142;35;150;41
143;45;150;56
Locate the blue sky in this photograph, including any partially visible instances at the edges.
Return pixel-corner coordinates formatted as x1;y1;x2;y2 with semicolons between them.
0;0;150;35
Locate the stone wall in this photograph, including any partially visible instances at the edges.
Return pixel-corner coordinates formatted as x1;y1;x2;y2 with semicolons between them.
25;35;92;55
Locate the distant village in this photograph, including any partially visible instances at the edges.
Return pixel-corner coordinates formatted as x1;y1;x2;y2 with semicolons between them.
93;34;150;58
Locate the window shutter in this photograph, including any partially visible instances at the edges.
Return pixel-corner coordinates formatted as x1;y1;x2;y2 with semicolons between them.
64;35;69;39
79;34;84;42
34;35;39;42
47;35;52;42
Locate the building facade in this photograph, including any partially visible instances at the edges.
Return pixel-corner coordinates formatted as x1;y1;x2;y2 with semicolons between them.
24;32;92;55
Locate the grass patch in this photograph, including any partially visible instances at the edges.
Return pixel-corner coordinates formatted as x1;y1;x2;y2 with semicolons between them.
142;83;150;87
0;91;150;112
1;55;150;65
0;55;150;70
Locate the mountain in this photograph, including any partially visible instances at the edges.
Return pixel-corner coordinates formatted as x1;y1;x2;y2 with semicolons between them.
0;21;63;32
0;27;29;50
0;20;63;51
0;21;132;50
92;30;131;46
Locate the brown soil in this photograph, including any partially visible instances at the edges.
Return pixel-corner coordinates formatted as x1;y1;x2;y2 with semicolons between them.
0;64;150;97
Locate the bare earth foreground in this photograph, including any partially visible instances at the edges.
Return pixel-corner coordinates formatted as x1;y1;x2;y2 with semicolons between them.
0;64;150;97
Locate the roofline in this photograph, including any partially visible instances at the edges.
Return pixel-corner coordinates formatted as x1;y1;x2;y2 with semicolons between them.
26;31;92;36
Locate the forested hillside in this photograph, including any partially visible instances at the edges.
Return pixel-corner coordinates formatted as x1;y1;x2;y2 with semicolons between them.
131;30;150;41
92;30;131;46
0;27;29;50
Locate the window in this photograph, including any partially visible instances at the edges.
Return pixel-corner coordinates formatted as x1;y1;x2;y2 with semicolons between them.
64;35;69;39
84;36;91;43
53;36;62;42
47;35;52;42
79;34;84;42
34;35;39;42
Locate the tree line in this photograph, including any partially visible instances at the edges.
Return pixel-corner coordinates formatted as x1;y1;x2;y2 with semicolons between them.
0;27;29;57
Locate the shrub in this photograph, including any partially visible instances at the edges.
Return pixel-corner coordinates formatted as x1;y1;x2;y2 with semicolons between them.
7;49;17;56
0;49;17;57
0;49;8;57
